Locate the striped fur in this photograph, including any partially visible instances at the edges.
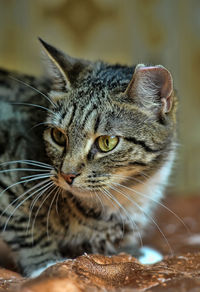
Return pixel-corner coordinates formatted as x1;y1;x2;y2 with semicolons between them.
0;41;177;276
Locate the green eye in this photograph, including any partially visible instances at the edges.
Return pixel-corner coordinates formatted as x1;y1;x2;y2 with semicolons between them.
51;128;66;146
97;135;119;152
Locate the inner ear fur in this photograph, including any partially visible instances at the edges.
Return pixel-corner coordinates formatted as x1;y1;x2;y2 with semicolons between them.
125;64;174;114
39;38;89;92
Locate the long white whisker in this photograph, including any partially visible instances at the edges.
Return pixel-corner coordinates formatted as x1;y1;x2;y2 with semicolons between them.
1;179;51;217
111;174;148;186
29;182;53;212
46;187;60;238
0;160;53;169
113;182;189;233
138;171;150;179
94;190;105;216
9;75;56;108
0;168;51;174
111;171;150;180
11;102;55;115
2;179;52;231
30;121;53;131
55;187;61;215
103;187;143;246
109;187;143;246
26;181;54;234
0;176;53;199
21;173;52;180
100;188;125;239
31;185;57;242
110;183;173;255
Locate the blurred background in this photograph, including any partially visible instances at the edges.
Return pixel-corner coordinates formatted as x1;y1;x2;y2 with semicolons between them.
0;0;199;195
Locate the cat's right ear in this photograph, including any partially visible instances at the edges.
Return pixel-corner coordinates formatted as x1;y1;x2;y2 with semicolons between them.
39;38;89;93
125;64;174;116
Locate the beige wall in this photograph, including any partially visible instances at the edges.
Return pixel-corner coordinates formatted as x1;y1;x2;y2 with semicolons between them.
0;0;200;194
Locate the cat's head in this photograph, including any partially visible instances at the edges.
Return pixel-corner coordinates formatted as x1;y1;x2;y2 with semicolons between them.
40;39;177;205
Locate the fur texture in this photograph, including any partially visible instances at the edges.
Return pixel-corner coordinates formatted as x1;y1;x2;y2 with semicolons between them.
0;40;177;276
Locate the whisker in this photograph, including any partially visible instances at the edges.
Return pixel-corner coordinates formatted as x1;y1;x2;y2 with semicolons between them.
0;176;53;199
89;190;93;203
102;187;143;246
111;174;148;186
46;187;60;238
94;190;105;216
11;102;56;115
21;173;52;180
110;183;173;255
138;171;150;179
100;188;125;239
29;182;53;212
113;182;189;233
9;75;56;108
30;121;53;131
0;160;53;169
31;185;57;242
26;181;54;234
0;168;50;174
1;179;51;217
2;179;52;231
55;187;61;215
21;160;53;168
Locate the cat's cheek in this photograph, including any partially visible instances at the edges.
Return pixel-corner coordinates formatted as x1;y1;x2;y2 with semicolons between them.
56;175;68;190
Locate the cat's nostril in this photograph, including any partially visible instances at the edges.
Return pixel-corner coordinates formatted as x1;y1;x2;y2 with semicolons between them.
61;173;78;185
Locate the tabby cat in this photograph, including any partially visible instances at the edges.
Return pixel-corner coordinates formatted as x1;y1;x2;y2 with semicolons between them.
0;39;177;276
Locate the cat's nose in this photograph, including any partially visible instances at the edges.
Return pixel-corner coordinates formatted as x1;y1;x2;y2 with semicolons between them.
61;172;78;185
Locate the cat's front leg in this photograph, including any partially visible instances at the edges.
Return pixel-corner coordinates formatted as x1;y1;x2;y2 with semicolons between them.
14;240;64;277
29;259;64;278
17;245;64;277
3;232;64;277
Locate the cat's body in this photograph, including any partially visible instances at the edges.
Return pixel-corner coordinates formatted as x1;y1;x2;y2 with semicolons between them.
0;40;177;276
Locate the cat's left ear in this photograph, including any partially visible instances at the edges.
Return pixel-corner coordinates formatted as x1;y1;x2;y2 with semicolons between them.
39;38;89;92
125;64;173;114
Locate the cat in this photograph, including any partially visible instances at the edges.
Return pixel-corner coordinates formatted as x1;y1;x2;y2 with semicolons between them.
0;38;177;276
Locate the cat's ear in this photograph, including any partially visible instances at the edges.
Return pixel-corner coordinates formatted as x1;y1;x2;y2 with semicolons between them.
39;38;89;92
125;64;173;114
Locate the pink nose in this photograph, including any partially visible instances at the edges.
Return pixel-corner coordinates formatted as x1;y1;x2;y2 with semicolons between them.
61;173;77;185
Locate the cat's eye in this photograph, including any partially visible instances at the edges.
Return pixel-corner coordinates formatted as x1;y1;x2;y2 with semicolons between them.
51;128;66;147
97;135;119;152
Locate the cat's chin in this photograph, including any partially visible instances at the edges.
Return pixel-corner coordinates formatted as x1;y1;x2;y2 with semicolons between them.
59;183;97;200
71;186;91;196
54;175;97;199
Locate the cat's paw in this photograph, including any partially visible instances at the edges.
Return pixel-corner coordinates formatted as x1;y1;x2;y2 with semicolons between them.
138;246;163;264
30;261;60;278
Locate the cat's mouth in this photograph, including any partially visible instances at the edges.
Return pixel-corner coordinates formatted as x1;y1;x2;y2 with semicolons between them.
51;168;141;192
51;171;96;198
49;169;150;212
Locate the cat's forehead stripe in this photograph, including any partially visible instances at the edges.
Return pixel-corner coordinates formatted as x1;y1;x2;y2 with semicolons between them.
56;104;76;128
66;104;77;128
81;108;99;133
79;104;97;128
94;114;100;134
54;100;100;134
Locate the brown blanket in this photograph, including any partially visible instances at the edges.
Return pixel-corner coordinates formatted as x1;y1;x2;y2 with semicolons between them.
1;195;200;292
